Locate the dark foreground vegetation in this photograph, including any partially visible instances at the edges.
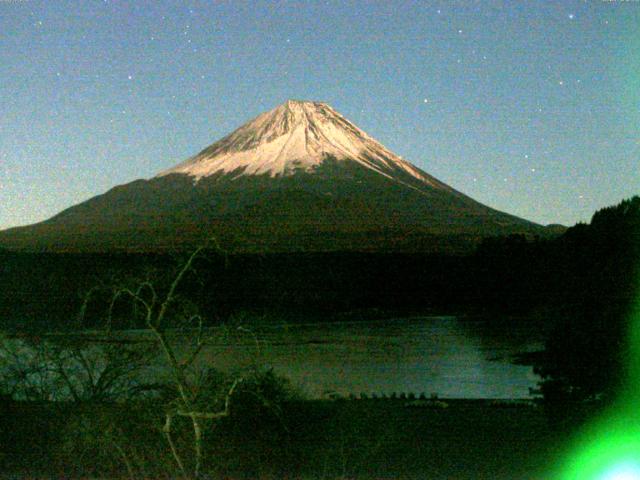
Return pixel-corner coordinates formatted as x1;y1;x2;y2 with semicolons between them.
1;396;561;479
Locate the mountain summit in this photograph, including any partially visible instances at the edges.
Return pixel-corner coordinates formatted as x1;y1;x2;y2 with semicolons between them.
160;100;444;189
0;100;544;253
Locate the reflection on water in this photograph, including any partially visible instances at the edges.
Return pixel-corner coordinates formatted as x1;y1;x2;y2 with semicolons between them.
200;317;545;399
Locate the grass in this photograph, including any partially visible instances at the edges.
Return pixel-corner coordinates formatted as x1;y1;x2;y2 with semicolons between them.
267;399;562;480
1;398;566;479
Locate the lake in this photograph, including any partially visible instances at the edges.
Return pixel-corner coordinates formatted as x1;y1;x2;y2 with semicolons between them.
198;316;546;399
1;316;547;400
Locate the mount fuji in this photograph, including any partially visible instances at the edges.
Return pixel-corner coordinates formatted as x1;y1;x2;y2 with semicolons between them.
0;100;545;253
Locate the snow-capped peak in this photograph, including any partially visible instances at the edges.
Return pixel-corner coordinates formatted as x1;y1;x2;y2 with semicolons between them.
158;100;437;186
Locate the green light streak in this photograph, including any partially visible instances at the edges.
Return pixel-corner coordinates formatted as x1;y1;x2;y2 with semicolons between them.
556;405;640;479
555;283;640;477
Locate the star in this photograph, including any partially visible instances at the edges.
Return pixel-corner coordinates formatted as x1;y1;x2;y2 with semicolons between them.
558;80;564;86
568;13;575;20
531;168;536;172
524;154;529;159
128;75;133;80
458;29;463;34
423;98;429;103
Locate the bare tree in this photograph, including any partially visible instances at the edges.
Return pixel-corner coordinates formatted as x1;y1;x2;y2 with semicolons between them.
0;332;153;403
0;245;290;478
96;245;244;479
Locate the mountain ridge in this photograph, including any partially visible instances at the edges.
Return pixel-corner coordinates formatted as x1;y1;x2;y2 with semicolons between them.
0;100;546;253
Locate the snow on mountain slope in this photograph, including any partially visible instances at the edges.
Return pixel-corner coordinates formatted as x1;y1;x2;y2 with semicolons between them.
158;100;443;189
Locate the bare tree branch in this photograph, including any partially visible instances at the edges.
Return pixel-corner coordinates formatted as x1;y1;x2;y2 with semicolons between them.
163;413;187;477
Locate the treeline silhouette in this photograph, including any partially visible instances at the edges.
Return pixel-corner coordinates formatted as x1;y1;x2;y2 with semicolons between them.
530;196;640;418
477;196;639;421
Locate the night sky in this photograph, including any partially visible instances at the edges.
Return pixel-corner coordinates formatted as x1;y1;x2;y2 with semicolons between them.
1;0;638;230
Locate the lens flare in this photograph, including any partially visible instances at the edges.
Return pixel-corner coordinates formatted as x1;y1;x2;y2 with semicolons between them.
556;410;640;479
600;461;640;480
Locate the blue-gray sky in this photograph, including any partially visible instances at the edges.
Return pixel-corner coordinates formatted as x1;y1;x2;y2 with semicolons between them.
1;0;638;229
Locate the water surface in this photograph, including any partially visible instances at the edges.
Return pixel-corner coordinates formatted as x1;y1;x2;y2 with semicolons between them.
200;316;545;399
